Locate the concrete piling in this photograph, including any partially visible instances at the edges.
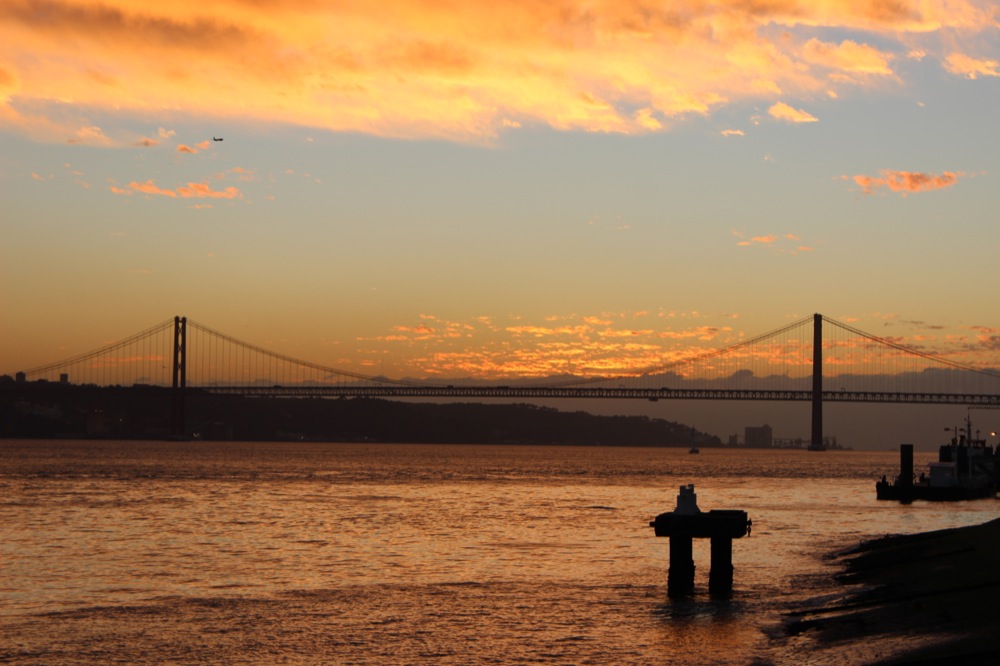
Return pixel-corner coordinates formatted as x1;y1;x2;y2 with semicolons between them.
708;536;734;596
649;485;750;598
668;531;696;597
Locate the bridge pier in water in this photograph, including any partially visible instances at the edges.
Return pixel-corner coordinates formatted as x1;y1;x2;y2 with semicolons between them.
811;312;825;450
650;485;750;598
170;316;187;438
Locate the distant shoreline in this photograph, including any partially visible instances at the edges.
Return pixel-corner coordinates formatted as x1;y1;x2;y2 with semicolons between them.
1;388;723;446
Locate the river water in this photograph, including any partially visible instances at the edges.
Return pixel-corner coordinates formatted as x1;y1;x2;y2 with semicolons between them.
2;440;997;664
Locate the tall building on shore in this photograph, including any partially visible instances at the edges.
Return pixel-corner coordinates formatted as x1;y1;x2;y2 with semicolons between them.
745;424;773;448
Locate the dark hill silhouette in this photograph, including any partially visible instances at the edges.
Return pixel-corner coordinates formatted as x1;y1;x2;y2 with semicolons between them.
0;381;717;446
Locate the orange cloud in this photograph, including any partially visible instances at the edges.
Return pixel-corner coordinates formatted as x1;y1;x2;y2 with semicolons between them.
2;1;997;143
634;107;663;131
66;125;113;145
213;166;256;184
598;328;654;338
944;52;1000;79
768;102;818;124
125;179;242;199
507;325;591;338
851;170;964;195
656;326;729;341
349;312;756;378
0;65;18;100
394;324;435;335
733;230;815;254
177;140;211;154
800;39;895;77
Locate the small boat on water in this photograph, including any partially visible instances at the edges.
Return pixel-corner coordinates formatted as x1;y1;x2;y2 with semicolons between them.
876;415;1000;502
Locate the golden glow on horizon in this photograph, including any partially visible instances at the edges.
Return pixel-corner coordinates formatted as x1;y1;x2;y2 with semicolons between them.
11;309;1000;383
341;311;1000;380
2;0;998;143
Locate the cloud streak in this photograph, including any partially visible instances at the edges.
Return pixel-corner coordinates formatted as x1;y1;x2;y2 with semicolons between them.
768;102;818;124
732;231;815;253
114;179;242;199
944;52;1000;79
2;0;998;142
850;170;965;195
177;141;211;154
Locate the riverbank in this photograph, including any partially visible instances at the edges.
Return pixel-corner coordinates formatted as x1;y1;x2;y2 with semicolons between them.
779;516;1000;664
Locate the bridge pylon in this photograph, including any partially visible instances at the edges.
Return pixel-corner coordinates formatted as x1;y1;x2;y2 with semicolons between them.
811;313;824;450
170;316;187;438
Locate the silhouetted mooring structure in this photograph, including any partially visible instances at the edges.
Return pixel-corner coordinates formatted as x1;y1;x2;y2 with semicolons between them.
649;485;751;597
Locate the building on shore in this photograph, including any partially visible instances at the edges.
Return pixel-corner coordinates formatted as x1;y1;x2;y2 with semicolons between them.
745;424;773;448
727;424;845;449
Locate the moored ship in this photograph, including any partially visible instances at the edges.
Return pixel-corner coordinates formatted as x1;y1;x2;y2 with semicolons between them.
876;416;1000;502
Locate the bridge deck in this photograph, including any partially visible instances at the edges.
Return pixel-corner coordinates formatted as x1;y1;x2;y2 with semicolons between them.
199;386;1000;405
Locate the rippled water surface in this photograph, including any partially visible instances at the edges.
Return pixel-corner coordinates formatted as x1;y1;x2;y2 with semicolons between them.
2;440;997;664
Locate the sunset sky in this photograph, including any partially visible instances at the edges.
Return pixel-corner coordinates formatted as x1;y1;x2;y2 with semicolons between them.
2;0;1000;385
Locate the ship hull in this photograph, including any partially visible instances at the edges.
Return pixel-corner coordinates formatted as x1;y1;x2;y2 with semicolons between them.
875;481;996;502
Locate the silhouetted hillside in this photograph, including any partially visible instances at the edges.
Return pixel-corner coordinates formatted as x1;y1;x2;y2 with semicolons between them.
0;382;717;447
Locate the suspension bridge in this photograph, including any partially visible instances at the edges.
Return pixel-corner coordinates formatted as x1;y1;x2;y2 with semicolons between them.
9;314;1000;442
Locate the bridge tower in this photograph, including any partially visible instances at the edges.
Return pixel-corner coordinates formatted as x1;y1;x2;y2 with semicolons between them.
170;316;187;438
811;313;824;450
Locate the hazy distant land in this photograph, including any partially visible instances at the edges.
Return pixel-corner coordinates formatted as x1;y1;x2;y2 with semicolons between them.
2;381;726;446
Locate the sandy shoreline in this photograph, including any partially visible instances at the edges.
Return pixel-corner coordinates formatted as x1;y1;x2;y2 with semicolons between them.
776;516;1000;664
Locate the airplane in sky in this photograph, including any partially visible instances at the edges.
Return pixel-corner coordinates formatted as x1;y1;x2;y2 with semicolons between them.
212;137;223;141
